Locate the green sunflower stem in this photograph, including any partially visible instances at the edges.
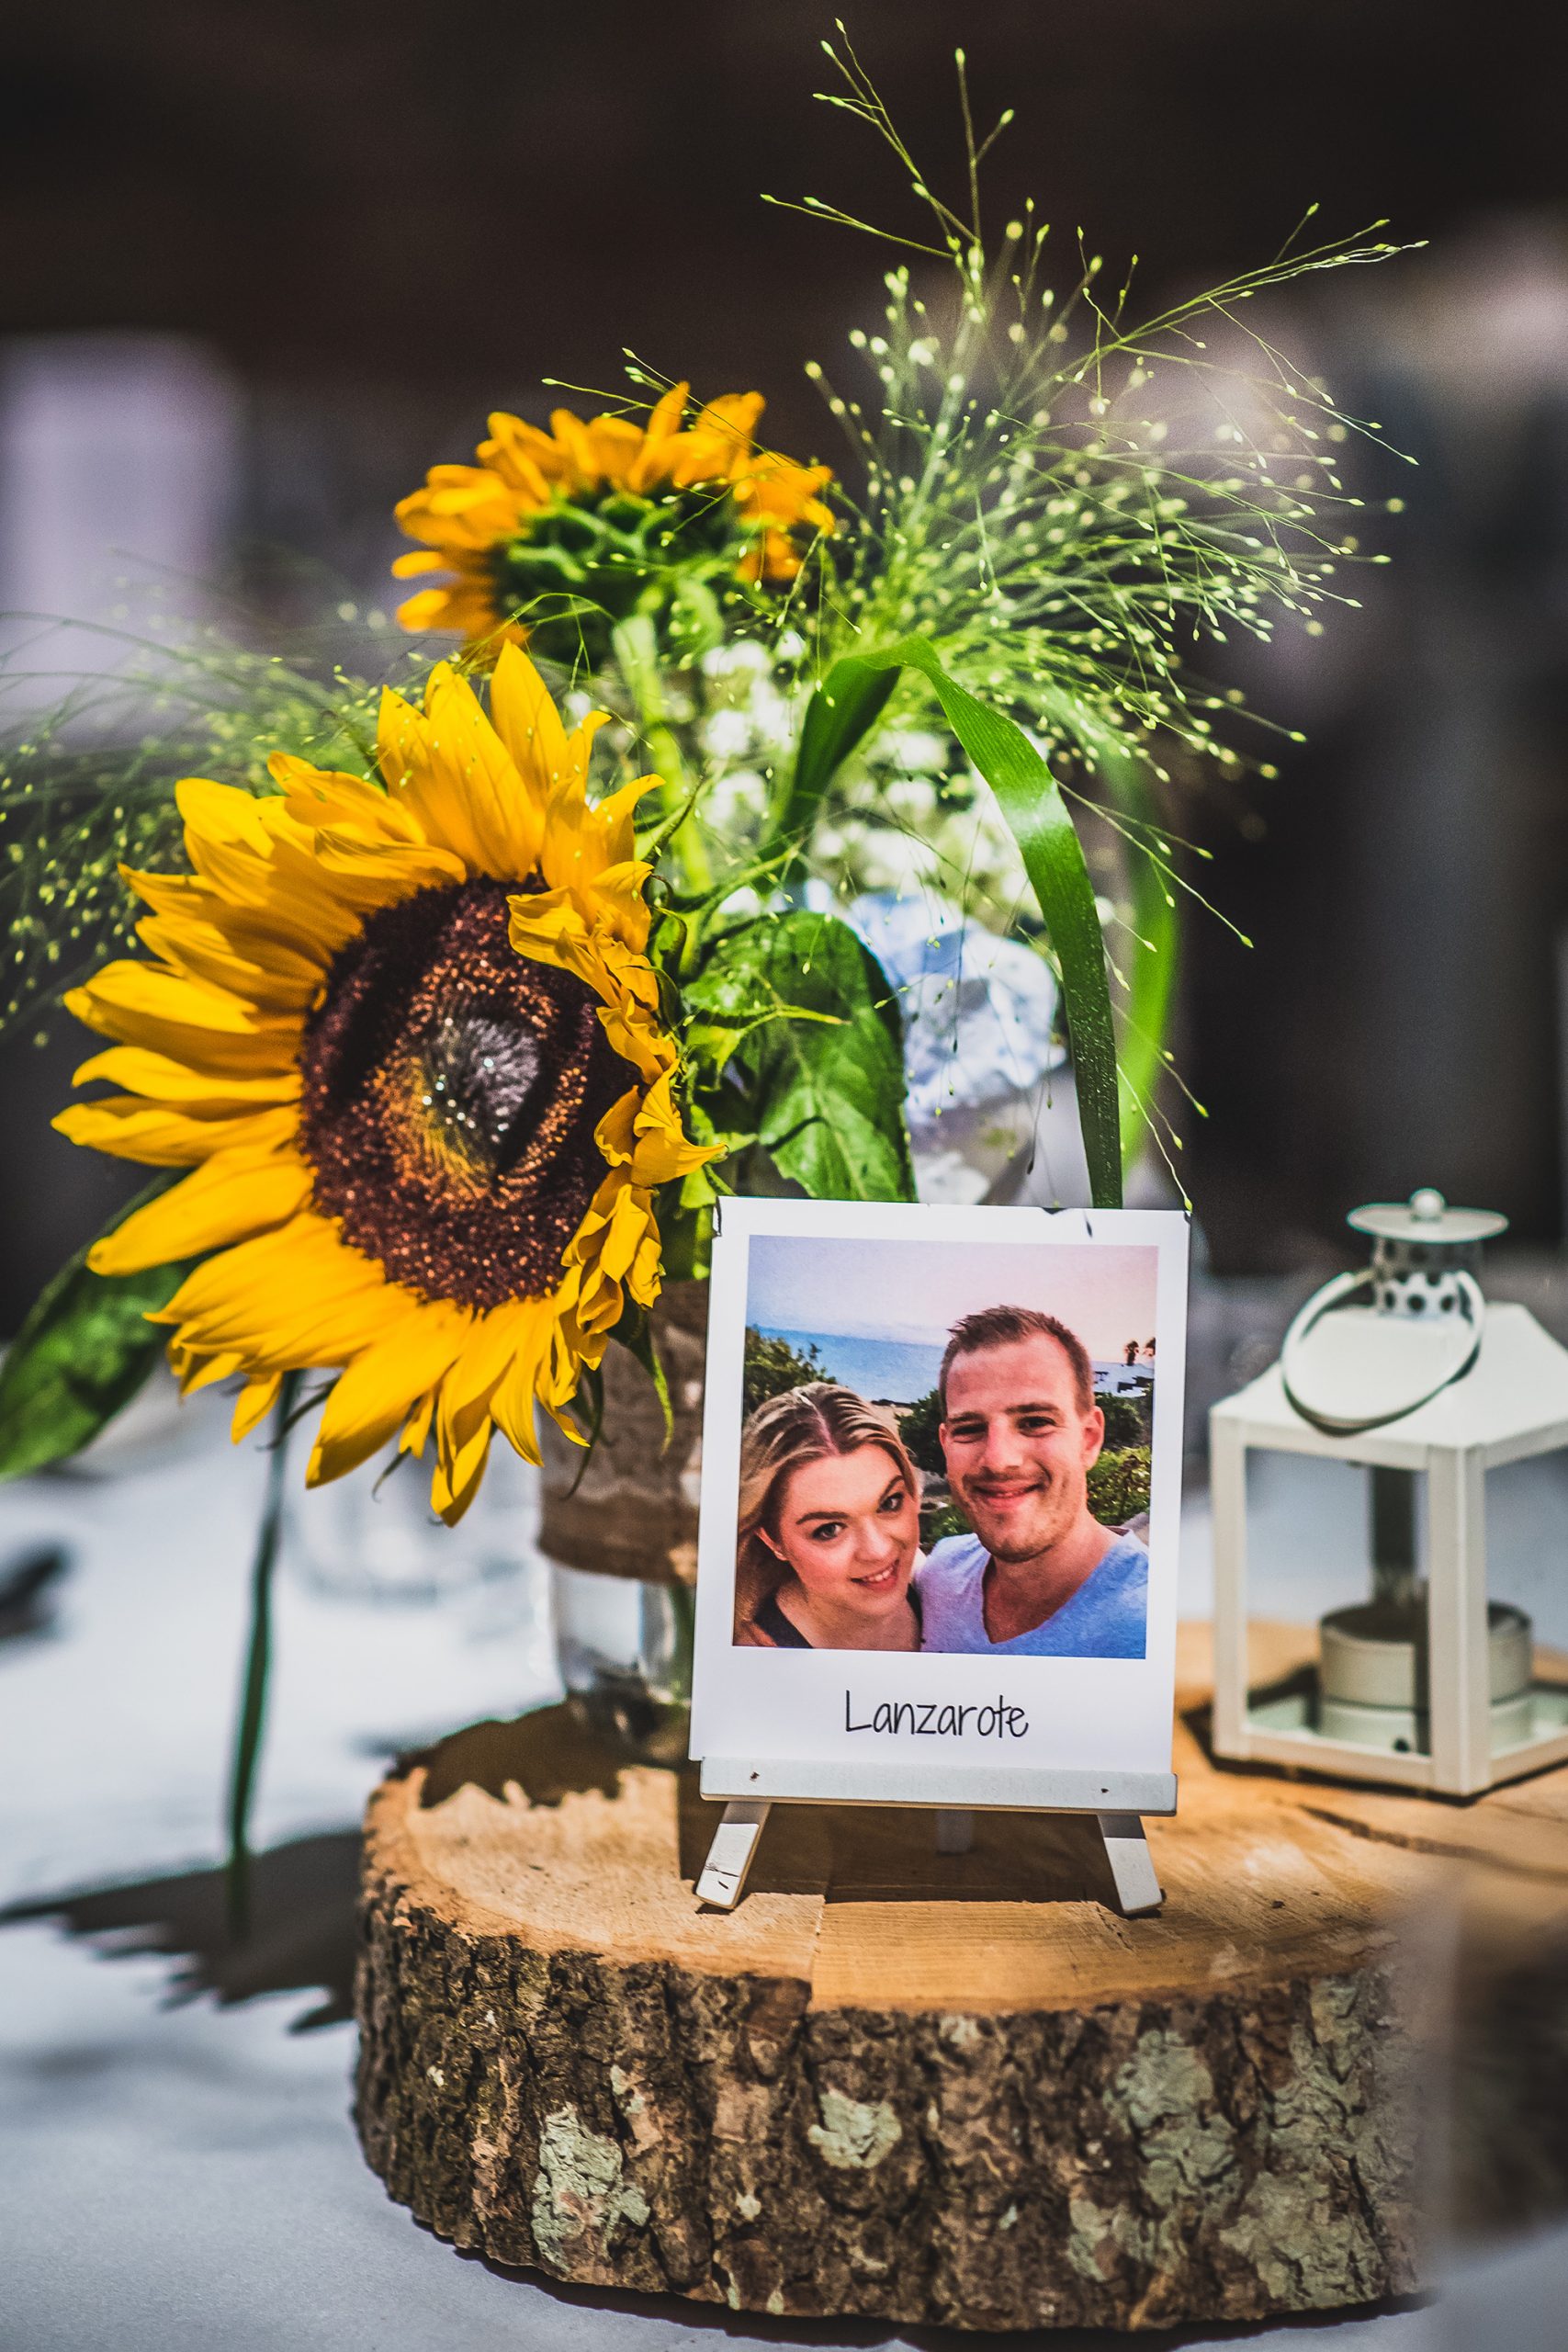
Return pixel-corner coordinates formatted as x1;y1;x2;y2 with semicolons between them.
225;1368;302;1945
611;617;714;899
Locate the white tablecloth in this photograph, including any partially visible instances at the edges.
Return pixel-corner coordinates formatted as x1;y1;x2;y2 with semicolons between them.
4;1382;1565;2349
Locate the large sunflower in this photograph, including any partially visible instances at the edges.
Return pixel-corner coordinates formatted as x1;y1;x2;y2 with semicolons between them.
391;382;834;658
55;647;716;1522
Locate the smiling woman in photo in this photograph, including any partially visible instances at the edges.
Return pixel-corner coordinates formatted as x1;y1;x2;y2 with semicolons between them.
734;1383;922;1650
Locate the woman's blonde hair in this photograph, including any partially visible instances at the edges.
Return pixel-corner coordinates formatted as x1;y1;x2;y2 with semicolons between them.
735;1382;918;1641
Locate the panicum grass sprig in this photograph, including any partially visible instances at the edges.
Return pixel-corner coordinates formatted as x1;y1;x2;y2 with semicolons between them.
749;25;1417;1187
0;601;427;1041
772;26;1419;808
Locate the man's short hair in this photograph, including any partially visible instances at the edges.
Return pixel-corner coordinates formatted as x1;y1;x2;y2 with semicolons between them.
938;1306;1095;1417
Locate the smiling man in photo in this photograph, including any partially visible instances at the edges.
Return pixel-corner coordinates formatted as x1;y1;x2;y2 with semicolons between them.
919;1306;1148;1657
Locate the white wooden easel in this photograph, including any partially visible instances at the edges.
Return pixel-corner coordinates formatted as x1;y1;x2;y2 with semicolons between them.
694;1758;1175;1916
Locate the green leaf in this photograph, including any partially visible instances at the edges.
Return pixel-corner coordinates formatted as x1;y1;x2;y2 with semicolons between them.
0;1176;197;1481
687;910;915;1202
767;662;898;877
1026;693;1181;1176
1113;781;1179;1170
773;638;1122;1210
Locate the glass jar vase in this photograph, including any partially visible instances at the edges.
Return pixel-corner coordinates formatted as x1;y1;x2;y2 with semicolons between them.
538;1280;706;1759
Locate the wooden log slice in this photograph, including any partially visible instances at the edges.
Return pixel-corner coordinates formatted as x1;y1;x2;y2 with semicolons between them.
355;1626;1568;2333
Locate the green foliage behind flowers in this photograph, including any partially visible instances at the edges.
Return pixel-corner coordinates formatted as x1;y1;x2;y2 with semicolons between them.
681;906;915;1204
1088;1445;1152;1527
0;1174;200;1479
742;1328;826;1418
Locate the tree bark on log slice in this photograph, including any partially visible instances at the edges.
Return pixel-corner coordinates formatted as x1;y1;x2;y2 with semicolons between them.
354;1624;1568;2332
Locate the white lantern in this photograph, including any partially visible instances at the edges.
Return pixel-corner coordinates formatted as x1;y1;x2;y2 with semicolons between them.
1211;1188;1568;1794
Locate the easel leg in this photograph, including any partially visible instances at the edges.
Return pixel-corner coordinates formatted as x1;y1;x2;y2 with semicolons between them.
1097;1813;1162;1916
695;1800;772;1910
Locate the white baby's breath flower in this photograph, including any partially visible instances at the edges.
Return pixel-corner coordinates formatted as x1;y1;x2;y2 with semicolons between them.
705;768;771;831
701;639;773;682
700;707;754;761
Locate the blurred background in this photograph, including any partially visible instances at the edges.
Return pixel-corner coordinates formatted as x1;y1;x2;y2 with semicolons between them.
4;0;1568;1303
7;16;1568;2342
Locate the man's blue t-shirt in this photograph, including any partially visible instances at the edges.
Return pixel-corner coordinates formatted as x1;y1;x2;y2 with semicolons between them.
916;1531;1148;1657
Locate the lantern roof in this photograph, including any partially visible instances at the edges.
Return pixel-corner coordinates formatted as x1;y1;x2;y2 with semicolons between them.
1348;1188;1508;1248
1214;1303;1568;1468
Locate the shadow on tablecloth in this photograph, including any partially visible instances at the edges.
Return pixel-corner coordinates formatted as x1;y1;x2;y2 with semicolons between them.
1;1826;360;2029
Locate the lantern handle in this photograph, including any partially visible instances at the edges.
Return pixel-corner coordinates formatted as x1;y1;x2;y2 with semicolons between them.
1280;1266;1484;1434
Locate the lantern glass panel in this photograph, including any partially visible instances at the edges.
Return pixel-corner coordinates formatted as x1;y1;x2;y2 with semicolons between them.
1477;1448;1568;1670
1235;1453;1434;1752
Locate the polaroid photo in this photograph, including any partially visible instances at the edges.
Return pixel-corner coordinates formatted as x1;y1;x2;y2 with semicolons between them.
690;1197;1190;1811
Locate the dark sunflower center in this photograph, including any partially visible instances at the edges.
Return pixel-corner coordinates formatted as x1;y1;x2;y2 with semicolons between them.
297;879;627;1310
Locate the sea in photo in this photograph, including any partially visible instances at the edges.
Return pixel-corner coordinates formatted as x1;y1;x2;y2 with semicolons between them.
757;1328;942;1404
754;1328;1153;1407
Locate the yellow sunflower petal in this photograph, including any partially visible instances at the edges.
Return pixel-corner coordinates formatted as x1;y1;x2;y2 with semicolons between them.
152;1215;409;1369
69;1046;299;1112
266;756;427;848
534;829;655;958
396;586;467;634
88;1136;311;1276
581;855;657;948
66;956;305;1095
308;1307;469;1487
430;1417;494;1526
487;640;572;801
231;1372;283;1442
626;381;690;492
118;869;336;987
175;776;274;861
488;1300;567;1465
625;1073;724;1187
376;666;541;881
174;1347;246;1397
479;412;568;502
134;915;320;1015
547;408;599;492
436;1303;531;1462
53;1096;285;1168
593;1087;641;1167
596;992;676;1083
504;888;602;984
394;465;522;552
567;1178;660;1338
400;1389;438;1458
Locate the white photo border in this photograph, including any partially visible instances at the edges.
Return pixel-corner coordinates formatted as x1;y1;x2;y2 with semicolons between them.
689;1197;1190;1796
